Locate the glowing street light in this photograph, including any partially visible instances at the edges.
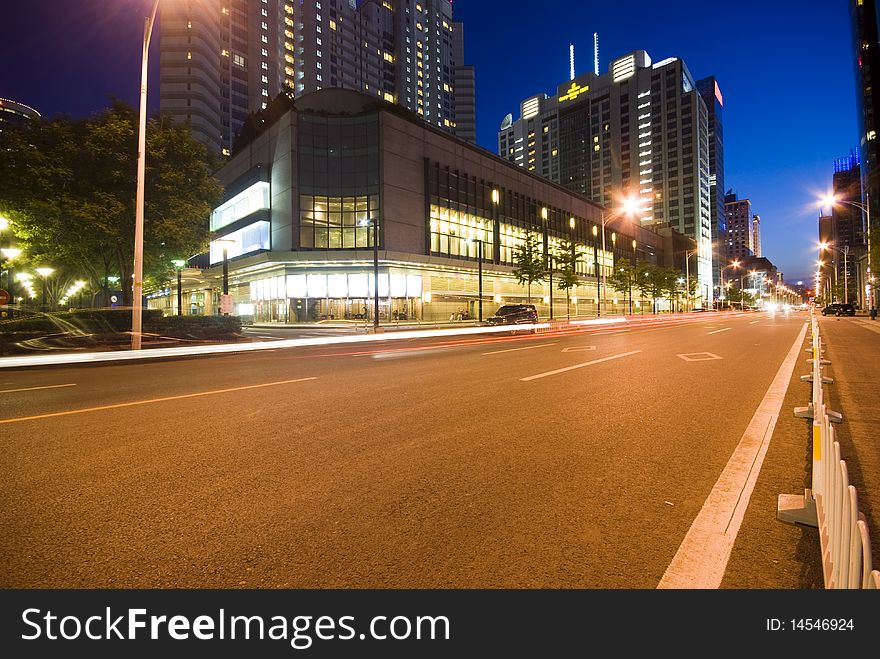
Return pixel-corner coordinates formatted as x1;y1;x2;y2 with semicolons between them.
597;195;644;317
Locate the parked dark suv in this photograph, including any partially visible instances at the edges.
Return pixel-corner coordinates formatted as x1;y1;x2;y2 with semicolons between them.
486;304;539;325
821;303;856;316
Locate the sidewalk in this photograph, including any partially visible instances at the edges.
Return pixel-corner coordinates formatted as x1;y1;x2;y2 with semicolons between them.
815;316;880;574
722;314;880;587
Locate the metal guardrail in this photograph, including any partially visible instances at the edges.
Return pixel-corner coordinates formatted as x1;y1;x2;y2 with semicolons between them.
778;312;880;589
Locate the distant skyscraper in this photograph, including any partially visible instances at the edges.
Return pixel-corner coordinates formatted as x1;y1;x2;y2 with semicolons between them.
850;0;879;306
498;50;714;304
159;0;475;155
751;214;761;257
827;151;865;304
723;190;754;261
696;76;726;293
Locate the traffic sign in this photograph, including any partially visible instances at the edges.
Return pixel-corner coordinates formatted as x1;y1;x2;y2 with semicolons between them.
0;289;9;305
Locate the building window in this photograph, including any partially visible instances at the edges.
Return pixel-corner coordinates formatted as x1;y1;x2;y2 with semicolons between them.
299;195;380;249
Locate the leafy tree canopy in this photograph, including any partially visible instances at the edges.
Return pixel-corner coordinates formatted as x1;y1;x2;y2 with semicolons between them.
0;101;222;305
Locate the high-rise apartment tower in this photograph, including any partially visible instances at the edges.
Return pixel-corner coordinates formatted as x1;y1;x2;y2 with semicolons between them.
160;0;475;155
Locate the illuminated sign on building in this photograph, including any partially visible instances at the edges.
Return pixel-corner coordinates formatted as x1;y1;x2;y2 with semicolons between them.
559;82;590;103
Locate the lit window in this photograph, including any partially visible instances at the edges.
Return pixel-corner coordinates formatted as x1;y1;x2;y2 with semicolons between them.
187;51;192;60
869;130;877;141
221;49;229;57
330;19;337;30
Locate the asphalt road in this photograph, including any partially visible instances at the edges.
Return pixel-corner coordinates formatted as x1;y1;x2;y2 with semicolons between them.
1;311;813;588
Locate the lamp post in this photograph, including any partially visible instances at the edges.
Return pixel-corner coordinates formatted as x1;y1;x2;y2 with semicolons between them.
597;197;642;317
35;267;54;311
819;241;850;304
131;0;161;350
172;259;186;316
719;260;740;310
359;217;380;330
1;246;21;319
681;247;698;311
466;236;485;322
822;193;874;317
592;225;600;317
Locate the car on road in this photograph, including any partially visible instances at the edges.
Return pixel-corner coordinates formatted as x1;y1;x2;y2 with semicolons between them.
822;303;856;316
485;304;538;326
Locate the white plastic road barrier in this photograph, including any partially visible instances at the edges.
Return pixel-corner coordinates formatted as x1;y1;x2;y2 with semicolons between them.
777;310;879;588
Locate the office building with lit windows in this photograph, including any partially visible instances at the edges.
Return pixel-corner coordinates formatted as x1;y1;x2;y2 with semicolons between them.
499;51;714;305
723;190;755;261
0;97;40;128
159;0;475;156
695;76;726;292
148;89;691;322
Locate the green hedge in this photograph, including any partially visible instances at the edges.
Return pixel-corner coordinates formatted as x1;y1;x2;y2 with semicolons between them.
150;315;242;339
0;308;163;334
0;310;243;354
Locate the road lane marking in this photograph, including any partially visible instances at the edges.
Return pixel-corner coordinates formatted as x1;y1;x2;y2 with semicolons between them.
561;346;596;353
0;377;317;425
482;342;557;356
749;321;759;325
677;352;722;362
854;320;880;336
658;321;809;589
0;383;77;394
519;350;641;381
707;327;731;335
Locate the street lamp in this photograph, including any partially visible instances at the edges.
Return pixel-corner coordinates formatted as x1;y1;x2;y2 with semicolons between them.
1;246;22;319
680;247;699;312
466;237;485;322
359;217;380;331
597;196;643;316
172;259;186;316
822;193;874;317
719;260;740;309
35;267;54;311
132;0;161;350
819;241;850;304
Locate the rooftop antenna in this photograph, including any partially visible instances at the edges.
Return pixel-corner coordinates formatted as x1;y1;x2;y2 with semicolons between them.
569;43;575;81
593;32;599;76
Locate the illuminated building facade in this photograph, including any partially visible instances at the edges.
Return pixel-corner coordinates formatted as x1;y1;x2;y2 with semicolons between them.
149;89;685;322
723;190;755;261
499;51;714;305
696;76;726;292
159;0;475;156
0;98;40;128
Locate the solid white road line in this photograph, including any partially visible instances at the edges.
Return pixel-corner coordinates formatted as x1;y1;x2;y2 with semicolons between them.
519;350;641;382
657;321;808;589
0;383;77;394
707;327;732;335
481;342;557;356
0;377;317;425
749;321;759;325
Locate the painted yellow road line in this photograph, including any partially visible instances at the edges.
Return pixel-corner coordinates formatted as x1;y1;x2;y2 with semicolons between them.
707;327;732;335
482;342;557;356
0;377;317;425
519;350;642;382
0;383;77;394
657;321;808;589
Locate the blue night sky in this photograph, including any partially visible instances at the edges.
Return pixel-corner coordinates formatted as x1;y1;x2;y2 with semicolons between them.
0;0;855;282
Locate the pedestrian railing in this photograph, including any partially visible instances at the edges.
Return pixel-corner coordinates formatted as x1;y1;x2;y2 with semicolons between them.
777;311;880;589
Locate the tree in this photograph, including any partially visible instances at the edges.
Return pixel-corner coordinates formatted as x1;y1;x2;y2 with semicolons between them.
608;258;645;315
0;102;222;306
725;285;755;309
512;231;546;303
554;238;582;319
638;264;678;313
